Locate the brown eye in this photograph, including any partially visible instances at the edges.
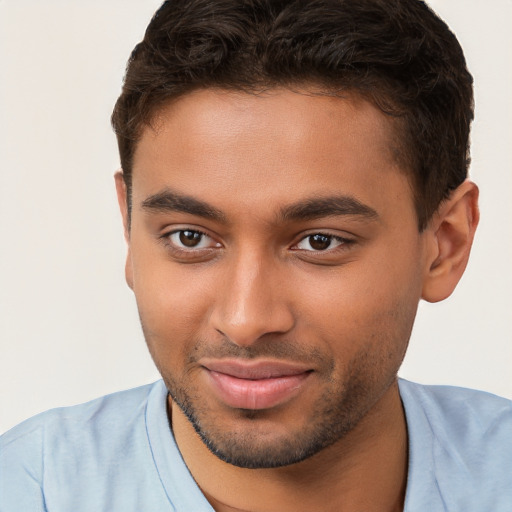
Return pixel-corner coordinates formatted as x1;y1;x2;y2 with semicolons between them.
179;230;203;247
308;234;332;251
167;229;217;250
295;233;347;252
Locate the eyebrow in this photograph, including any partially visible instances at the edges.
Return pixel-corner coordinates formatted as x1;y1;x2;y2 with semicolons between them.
141;189;226;222
141;189;378;224
280;196;379;222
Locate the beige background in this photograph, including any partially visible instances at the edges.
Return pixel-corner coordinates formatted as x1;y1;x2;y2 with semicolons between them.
1;0;511;433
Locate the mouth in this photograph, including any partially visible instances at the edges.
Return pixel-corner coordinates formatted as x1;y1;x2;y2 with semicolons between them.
201;359;313;410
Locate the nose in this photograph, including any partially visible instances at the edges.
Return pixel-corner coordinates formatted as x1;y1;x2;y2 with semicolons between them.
210;250;295;347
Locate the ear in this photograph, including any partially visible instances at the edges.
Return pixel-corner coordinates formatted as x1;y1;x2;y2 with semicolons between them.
421;180;479;303
114;171;134;290
115;171;130;241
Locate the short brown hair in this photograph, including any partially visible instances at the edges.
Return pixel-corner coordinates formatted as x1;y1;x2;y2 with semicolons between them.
111;0;473;230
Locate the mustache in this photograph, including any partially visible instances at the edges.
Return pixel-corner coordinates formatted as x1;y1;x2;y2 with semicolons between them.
186;337;331;368
139;319;334;370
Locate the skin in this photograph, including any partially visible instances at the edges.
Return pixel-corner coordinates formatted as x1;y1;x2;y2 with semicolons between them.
116;88;479;512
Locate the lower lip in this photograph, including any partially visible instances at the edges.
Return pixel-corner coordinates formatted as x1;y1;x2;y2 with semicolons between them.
205;369;311;410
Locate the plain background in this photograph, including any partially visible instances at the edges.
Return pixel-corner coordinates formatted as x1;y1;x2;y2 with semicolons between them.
1;0;511;434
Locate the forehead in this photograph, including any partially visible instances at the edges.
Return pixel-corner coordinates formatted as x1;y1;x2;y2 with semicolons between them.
131;88;413;220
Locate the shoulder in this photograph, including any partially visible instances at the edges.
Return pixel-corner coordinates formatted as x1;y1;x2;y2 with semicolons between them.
398;378;512;439
0;381;165;511
1;381;157;449
399;379;512;511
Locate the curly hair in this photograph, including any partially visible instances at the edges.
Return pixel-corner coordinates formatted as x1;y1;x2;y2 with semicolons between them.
111;0;473;230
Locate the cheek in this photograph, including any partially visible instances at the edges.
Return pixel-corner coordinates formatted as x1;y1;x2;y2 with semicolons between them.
130;249;218;358
298;260;421;318
295;254;422;360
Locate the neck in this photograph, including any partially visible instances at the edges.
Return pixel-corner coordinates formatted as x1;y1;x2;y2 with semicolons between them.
170;381;408;512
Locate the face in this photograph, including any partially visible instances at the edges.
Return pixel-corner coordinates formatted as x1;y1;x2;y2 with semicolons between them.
123;88;429;468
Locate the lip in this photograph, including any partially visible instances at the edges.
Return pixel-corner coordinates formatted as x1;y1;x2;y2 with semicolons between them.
201;359;312;410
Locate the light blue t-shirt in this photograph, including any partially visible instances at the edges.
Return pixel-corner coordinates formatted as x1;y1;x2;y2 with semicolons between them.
1;379;511;511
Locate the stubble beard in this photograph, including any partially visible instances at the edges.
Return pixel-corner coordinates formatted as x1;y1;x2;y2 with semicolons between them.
159;347;400;469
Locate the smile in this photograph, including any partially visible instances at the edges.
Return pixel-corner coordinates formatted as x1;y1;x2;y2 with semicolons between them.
201;359;313;410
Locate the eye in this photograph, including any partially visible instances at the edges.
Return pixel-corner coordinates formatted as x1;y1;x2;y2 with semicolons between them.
294;233;346;252
166;229;219;250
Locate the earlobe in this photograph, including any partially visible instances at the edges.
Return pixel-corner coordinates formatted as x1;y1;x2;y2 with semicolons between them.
125;255;134;291
421;180;479;303
114;171;134;290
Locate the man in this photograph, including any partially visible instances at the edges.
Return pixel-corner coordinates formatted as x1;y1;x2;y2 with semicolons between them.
1;0;510;510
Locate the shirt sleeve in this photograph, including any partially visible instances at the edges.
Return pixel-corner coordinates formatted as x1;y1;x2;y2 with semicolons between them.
0;424;47;512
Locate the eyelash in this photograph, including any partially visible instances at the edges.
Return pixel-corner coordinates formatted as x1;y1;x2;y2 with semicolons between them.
160;229;219;254
292;233;354;253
